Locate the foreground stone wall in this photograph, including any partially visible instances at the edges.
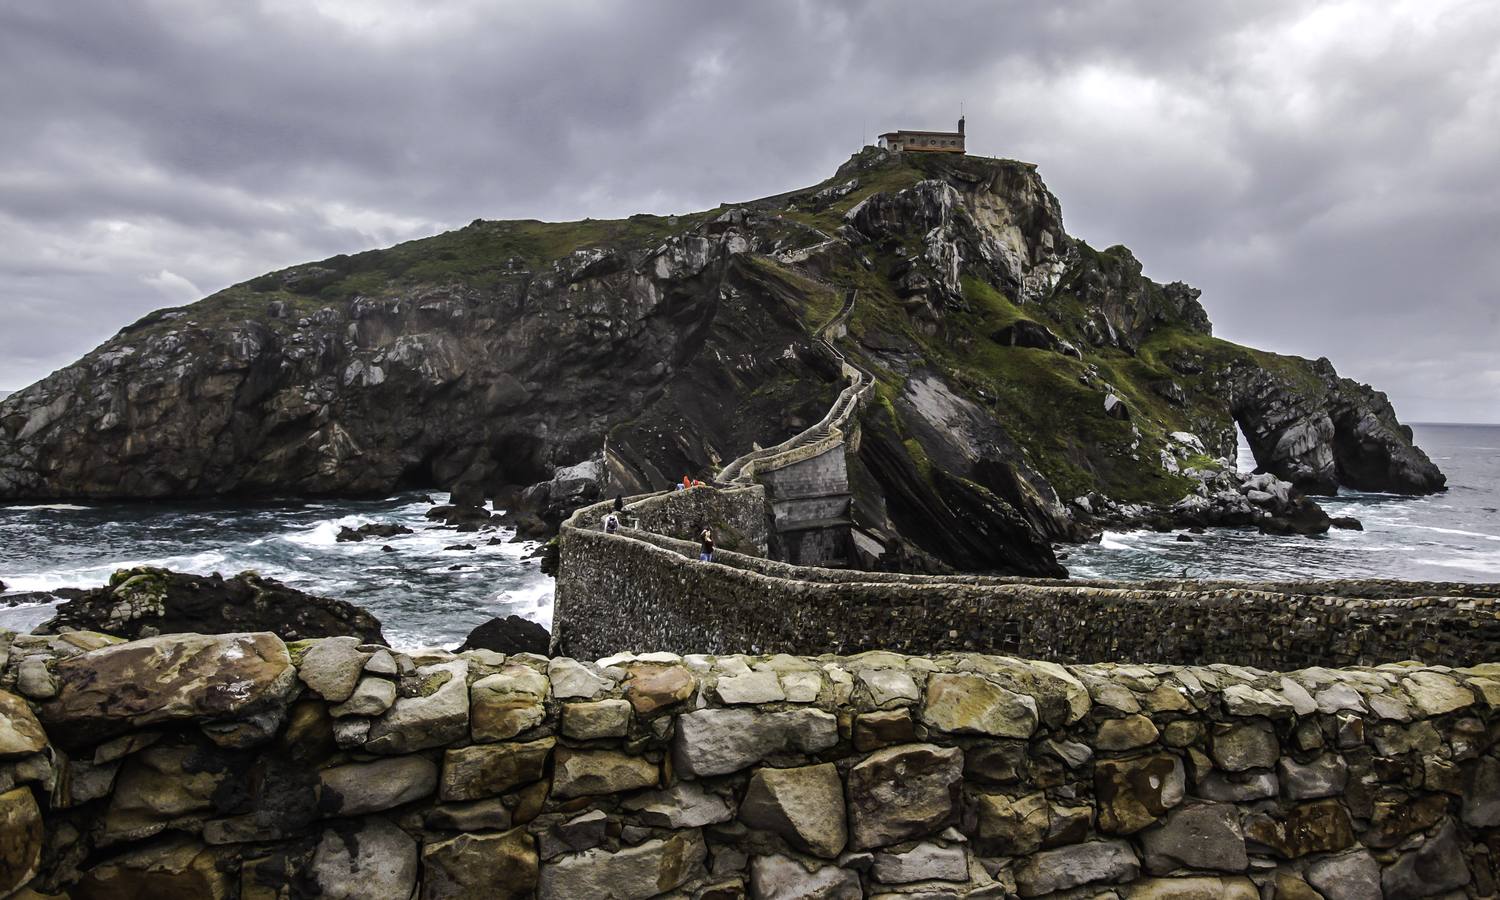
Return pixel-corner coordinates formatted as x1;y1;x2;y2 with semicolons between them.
3;629;1500;898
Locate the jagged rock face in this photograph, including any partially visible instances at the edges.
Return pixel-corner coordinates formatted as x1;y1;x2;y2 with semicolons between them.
1221;358;1445;495
0;148;1443;575
1048;245;1212;353
0;229;822;502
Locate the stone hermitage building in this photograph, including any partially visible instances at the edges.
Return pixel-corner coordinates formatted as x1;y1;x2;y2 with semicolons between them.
878;116;967;154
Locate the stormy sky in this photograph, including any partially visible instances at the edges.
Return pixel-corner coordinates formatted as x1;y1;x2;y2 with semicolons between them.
2;1;1496;423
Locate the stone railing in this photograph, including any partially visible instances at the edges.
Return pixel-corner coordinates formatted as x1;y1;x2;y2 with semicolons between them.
554;486;1500;668
3;628;1499;898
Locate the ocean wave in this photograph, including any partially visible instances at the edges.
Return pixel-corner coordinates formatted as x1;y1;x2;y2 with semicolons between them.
1386;523;1500;542
3;503;92;511
1412;556;1500;576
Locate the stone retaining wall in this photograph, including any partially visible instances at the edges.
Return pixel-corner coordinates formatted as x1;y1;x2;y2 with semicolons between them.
553;488;1500;669
3;629;1500;898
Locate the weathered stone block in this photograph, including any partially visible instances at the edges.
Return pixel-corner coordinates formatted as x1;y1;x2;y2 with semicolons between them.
298;637;370;703
1278;753;1348;800
1121;875;1258;899
739;762;847;858
0;786;43;895
329;676;397;718
470;666;548;742
748;853;861;900
42;633;295;734
872;841;966;884
547;658;611;700
1096;714;1159;750
1014;839;1139;897
622;781;734;829
103;744;228;843
539;829;706;900
717;671;785;705
311;816;418;900
422;827;537;900
847;743;963;849
0;692;47;758
1243;799;1353;858
1462;754;1500;826
562;699;633;740
854;668;920;708
1210;721;1278;772
972;791;1048;856
854;709;915;751
366;659;470;754
318;755;437;817
1140;801;1247;874
921;673;1037;738
552;748;658;799
440;737;554;802
72;835;229;900
624;664;695;715
1305;848;1381;900
1095;752;1185;834
673;708;837;777
1381;819;1470;897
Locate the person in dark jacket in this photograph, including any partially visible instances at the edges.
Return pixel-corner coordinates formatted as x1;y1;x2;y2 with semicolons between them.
613;495;624;513
698;527;714;562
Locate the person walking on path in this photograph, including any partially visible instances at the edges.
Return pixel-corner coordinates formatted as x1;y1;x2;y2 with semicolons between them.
613;495;624;513
698;527;714;562
603;512;620;534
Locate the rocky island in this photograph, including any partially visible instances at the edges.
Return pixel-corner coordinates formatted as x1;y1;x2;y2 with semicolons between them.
0;148;1443;575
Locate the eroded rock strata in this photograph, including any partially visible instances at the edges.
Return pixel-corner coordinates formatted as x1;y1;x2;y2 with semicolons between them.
2;629;1498;897
0;150;1443;574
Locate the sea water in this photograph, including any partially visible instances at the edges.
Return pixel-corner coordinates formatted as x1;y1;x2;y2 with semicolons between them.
2;425;1495;647
0;495;552;648
1065;423;1500;583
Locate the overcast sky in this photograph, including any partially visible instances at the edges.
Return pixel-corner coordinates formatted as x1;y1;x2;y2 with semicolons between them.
2;0;1496;423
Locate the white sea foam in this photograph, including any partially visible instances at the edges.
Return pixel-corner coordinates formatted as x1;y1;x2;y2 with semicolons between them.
1387;523;1500;542
3;504;91;511
1413;555;1500;576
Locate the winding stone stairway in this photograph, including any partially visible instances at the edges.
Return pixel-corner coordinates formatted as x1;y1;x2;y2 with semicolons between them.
717;289;872;565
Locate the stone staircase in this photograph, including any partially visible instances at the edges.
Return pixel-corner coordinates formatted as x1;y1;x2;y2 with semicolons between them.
717;289;871;566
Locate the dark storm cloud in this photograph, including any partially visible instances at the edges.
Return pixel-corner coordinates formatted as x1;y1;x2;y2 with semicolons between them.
1;0;1495;422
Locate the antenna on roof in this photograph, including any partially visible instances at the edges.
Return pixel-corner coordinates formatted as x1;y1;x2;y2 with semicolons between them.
958;101;966;135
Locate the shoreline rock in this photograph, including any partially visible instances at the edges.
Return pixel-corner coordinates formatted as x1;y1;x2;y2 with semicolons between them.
33;567;385;644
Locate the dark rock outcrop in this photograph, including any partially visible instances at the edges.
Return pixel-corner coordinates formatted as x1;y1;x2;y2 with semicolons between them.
336;522;413;542
1221;356;1445;495
33;567;385;644
454;614;551;656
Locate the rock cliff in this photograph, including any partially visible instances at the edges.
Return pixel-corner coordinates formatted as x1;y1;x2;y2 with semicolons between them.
0;149;1443;574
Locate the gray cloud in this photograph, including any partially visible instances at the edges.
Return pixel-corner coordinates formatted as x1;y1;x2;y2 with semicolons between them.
1;0;1495;423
